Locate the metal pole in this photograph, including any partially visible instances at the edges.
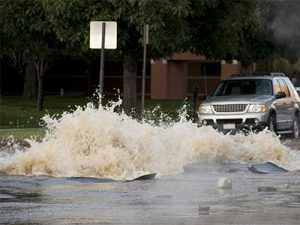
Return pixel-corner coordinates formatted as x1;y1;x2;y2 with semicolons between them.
204;65;207;97
0;34;2;105
0;57;2;106
141;24;149;112
99;22;106;96
193;86;198;123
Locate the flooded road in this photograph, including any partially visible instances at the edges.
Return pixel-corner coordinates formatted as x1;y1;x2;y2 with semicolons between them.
1;160;300;224
1;101;300;224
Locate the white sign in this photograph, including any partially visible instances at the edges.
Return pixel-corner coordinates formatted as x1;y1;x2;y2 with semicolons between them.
90;21;117;49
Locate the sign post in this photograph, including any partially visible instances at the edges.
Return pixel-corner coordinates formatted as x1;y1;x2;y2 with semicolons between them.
141;24;149;112
90;21;117;96
99;22;106;95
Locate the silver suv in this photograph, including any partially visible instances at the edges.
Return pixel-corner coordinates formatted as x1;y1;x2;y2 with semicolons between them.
198;73;300;138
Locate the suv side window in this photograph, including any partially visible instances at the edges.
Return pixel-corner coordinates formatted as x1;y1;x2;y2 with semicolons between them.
278;78;290;97
273;79;281;95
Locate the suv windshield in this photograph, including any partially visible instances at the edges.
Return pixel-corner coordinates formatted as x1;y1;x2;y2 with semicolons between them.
213;79;273;96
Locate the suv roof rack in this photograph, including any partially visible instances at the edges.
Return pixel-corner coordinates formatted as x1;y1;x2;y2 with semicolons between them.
231;72;285;77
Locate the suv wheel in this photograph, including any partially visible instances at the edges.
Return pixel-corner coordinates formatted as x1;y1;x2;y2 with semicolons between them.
267;114;276;133
290;115;299;139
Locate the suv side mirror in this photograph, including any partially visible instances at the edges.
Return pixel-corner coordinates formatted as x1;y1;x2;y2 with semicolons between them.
276;91;286;99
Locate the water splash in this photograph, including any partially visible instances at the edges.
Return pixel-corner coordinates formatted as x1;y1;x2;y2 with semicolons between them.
0;99;299;179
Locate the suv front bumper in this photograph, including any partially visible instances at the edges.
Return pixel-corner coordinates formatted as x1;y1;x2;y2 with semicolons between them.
198;112;270;132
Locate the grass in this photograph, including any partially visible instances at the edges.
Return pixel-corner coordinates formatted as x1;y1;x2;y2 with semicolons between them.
0;128;45;139
0;95;200;139
0;95;90;129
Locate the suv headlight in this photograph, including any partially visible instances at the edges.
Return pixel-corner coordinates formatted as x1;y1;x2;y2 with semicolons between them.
248;104;268;113
198;105;213;114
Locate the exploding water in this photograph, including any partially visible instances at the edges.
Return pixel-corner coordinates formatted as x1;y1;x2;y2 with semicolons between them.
0;98;300;180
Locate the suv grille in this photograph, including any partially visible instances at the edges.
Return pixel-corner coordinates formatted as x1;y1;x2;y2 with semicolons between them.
213;104;248;112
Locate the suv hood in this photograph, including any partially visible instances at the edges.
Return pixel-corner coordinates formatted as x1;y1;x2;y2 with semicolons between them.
202;95;275;105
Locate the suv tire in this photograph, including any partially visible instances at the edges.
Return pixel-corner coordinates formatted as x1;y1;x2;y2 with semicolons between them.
267;114;276;133
290;115;299;139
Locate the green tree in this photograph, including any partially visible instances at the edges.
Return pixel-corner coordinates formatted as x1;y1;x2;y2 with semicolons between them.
188;0;300;74
268;1;300;62
43;0;191;114
3;0;283;113
256;57;295;77
114;0;191;113
254;0;300;73
0;0;62;110
188;0;264;73
0;1;33;100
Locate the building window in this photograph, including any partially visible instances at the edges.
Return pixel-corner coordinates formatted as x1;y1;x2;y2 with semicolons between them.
188;61;201;77
201;62;221;76
188;61;221;76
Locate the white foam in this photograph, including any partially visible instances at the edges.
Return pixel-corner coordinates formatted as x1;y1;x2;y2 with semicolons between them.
0;99;299;179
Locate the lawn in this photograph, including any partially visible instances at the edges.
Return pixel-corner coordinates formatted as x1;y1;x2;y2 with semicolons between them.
0;96;90;129
0;128;45;140
0;95;199;139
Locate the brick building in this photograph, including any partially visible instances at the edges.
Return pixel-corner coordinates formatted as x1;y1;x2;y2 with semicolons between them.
0;52;240;99
151;52;240;100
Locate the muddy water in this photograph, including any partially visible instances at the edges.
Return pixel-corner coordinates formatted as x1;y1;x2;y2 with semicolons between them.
1;162;300;224
1;100;300;224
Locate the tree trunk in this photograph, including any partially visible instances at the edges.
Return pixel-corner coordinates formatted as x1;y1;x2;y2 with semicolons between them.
37;74;44;111
123;52;137;115
35;58;47;111
23;59;37;100
240;43;255;74
240;57;255;74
